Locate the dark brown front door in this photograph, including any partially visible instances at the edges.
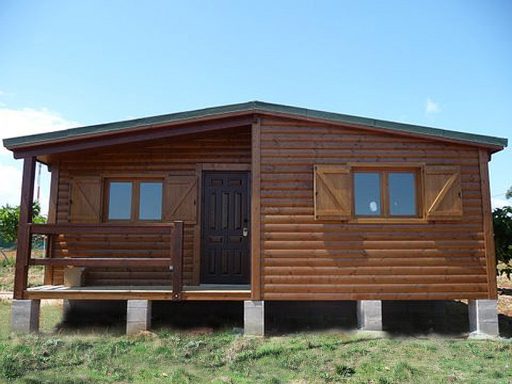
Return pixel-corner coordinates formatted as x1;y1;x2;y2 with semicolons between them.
200;171;250;284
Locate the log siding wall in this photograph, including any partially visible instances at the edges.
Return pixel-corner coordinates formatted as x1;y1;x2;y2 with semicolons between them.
259;116;490;301
46;115;494;301
50;127;252;286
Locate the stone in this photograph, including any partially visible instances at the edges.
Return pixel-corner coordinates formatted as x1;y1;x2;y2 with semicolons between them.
63;267;85;287
126;300;152;335
468;299;499;337
357;300;382;331
244;300;264;336
11;300;40;333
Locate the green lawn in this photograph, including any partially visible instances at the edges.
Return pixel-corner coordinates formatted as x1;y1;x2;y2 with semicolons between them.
0;302;511;384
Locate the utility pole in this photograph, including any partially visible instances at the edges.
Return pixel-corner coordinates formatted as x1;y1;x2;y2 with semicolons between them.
36;162;41;203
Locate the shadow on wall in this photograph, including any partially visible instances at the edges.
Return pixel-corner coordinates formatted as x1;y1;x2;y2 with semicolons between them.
58;300;512;337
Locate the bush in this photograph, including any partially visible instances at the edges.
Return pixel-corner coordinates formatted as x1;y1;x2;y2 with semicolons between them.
0;202;46;246
493;206;512;277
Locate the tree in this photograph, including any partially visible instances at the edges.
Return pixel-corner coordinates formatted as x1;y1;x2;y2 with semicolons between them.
0;202;46;245
506;186;512;200
493;206;512;277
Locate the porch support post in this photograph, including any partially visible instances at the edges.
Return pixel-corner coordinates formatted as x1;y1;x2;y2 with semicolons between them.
11;299;40;333
357;300;382;331
14;157;36;300
250;118;262;300
126;300;152;335
171;221;184;300
468;299;499;337
244;300;264;336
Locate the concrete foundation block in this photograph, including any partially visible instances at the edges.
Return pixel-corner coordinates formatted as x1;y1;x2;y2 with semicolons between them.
11;300;40;333
244;300;264;336
468;299;499;337
357;300;382;331
126;300;152;335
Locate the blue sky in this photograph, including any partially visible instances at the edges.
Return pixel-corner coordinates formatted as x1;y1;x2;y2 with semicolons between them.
0;0;510;213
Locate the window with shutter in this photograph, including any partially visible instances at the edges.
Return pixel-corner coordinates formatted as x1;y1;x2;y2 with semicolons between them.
70;176;102;223
424;165;463;219
165;175;198;223
314;165;351;221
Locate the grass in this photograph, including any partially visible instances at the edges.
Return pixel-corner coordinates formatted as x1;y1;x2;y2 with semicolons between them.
1;254;512;382
0;250;45;292
0;302;511;383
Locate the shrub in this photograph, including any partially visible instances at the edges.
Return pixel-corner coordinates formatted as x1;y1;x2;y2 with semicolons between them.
493;206;512;277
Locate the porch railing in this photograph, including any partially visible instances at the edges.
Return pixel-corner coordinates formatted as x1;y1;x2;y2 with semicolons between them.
15;221;184;300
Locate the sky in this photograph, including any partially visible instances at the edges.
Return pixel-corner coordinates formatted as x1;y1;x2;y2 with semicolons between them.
0;0;511;214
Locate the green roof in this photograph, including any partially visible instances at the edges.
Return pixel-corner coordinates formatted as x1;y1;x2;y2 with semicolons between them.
3;101;508;150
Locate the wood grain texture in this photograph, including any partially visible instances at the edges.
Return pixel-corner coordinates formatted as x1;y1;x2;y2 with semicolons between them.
44;165;59;284
314;165;351;220
259;116;491;301
251;118;262;299
42;114;497;301
479;149;498;299
16;115;253;159
50;127;251;286
14;157;36;299
165;175;198;224
424;166;463;218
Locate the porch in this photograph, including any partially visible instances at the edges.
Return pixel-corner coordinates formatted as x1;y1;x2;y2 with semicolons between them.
25;285;251;301
16;221;250;301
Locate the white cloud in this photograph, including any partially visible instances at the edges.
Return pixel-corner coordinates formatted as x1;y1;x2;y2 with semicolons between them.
0;106;80;215
0;163;23;207
492;197;511;209
0;107;79;152
425;98;441;115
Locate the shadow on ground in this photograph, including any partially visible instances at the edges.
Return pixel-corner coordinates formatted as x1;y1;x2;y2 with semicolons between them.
57;300;512;338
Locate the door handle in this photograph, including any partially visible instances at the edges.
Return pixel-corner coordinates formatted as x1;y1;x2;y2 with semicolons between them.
242;227;249;237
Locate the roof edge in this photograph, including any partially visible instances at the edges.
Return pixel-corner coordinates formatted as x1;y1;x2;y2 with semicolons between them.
250;101;508;149
3;100;508;151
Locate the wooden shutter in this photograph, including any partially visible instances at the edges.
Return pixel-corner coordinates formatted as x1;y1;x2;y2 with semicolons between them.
165;175;198;223
424;166;463;219
70;176;102;223
314;165;351;221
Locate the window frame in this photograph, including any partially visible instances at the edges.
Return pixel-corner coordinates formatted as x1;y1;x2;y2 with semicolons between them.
103;177;164;223
351;166;423;220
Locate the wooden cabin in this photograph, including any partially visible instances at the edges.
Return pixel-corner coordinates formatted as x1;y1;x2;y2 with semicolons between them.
3;101;507;336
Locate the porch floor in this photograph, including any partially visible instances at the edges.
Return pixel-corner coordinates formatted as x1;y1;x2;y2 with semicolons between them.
25;284;251;301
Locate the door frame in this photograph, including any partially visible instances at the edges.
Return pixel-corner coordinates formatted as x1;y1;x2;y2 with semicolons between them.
193;163;252;285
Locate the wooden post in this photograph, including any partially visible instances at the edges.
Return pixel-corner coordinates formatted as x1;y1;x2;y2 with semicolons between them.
251;118;262;300
14;157;36;299
171;221;184;300
43;165;59;284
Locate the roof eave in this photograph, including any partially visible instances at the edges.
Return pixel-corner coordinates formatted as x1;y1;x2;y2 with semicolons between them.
3;101;508;156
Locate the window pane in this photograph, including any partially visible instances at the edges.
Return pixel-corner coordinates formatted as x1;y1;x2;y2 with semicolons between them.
354;173;381;216
139;182;163;220
108;182;132;220
389;173;416;216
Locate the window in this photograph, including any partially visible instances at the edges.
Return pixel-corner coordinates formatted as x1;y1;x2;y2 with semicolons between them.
354;173;381;216
353;170;417;217
105;180;163;221
314;164;463;222
388;173;416;216
108;182;132;220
